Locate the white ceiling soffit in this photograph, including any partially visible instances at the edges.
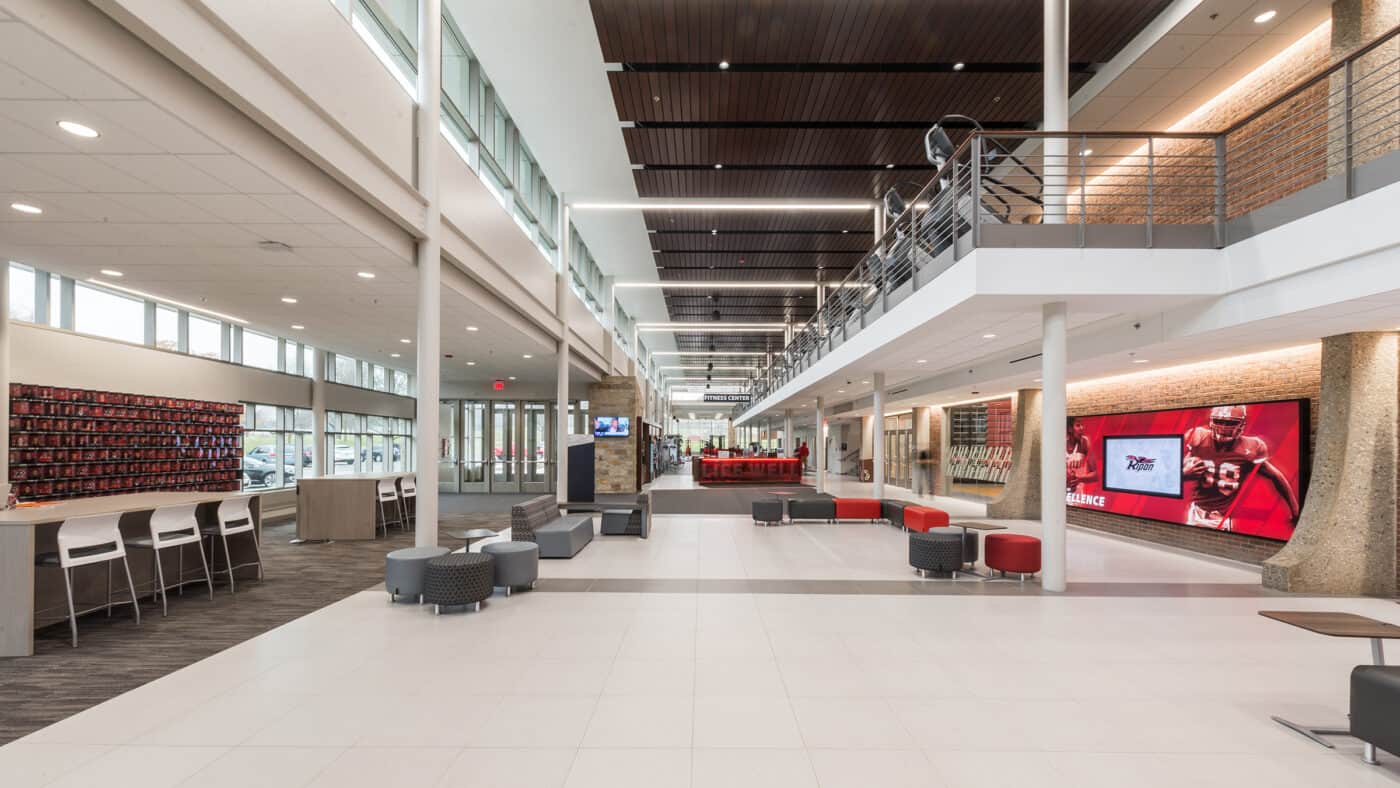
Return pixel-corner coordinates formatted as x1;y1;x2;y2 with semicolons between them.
441;0;672;341
0;11;550;377
1072;0;1332;132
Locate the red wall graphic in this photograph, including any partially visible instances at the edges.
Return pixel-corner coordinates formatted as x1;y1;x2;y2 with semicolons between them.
1066;399;1308;541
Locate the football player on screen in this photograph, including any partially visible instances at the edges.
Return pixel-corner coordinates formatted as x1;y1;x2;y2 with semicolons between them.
1181;405;1300;531
1065;418;1099;492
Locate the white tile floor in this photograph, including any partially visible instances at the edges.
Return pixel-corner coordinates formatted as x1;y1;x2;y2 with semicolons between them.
3;471;1399;787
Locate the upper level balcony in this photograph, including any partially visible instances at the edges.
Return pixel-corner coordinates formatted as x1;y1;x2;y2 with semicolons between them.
738;25;1400;418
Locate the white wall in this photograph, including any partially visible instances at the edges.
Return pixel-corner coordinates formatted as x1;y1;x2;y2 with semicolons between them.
12;322;308;406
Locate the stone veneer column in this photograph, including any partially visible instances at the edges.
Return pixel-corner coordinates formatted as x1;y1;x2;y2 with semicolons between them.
988;389;1043;520
1264;332;1397;595
587;376;640;493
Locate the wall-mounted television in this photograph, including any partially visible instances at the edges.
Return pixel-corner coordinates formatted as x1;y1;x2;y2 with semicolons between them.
593;416;631;438
1066;399;1307;541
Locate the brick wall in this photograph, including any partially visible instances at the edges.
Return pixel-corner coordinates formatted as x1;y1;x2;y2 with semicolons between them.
588;376;640;493
1072;22;1334;225
1065;345;1322;564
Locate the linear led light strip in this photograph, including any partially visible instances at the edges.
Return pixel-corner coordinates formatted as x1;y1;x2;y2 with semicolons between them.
638;322;787;331
86;279;249;325
652;351;769;356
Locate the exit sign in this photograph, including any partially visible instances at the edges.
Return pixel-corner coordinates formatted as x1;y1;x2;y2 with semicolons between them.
493;379;505;391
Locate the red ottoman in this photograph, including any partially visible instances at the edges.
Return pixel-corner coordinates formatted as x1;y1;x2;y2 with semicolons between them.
903;506;950;532
834;498;882;521
984;533;1041;580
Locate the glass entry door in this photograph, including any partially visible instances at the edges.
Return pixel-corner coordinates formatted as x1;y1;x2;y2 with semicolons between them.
438;401;459;492
461;401;489;492
522;401;551;493
491;401;519;492
884;414;914;489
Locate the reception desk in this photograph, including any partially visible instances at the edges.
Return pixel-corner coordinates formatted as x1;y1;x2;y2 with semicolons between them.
0;490;263;657
694;457;803;484
295;472;409;542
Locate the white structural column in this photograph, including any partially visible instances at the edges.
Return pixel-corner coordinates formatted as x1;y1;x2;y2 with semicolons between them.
1040;302;1068;592
413;0;442;548
310;348;327;477
556;199;571;503
784;409;794;455
871;372;886;498
1043;0;1069;224
814;397;826;494
0;265;9;494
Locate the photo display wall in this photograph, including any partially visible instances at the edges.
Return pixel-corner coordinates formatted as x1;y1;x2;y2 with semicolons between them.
1066;399;1308;541
9;383;243;502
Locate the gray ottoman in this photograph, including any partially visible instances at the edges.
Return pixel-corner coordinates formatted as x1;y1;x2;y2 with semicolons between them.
385;545;451;603
752;498;784;526
423;553;495;613
482;541;539;595
601;509;633;535
909;531;964;578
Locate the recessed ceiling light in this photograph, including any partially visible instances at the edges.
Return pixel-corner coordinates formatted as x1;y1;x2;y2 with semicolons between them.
952;62;967;72
718;60;730;70
391;352;401;358
1254;10;1277;24
837;389;846;393
509;375;517;380
99;269;123;277
467;361;476;366
466;325;479;332
841;229;849;234
400;338;411;344
711;229;718;235
281;296;298;304
917;359;927;364
885;163;895;169
1133;358;1150;364
10;202;42;215
523;354;533;359
357;271;376;279
1034;377;1042;382
861;380;870;384
57;120;100;139
1080;149;1093;156
290;324;305;330
982;333;997;339
714;163;723;169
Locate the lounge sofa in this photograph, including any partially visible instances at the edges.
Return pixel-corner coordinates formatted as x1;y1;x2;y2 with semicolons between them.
835;498;883;521
1352;665;1400;764
511;494;594;558
881;500;917;528
787;496;836;522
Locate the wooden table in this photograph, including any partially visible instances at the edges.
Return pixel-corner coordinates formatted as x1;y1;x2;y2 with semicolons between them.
949;521;1007;576
0;490;263;657
1258;610;1400;748
295;472;409;542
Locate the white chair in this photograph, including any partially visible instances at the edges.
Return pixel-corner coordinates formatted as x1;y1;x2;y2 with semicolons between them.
376;479;403;536
399;475;417;527
127;503;213;616
53;513;141;647
201;497;264;593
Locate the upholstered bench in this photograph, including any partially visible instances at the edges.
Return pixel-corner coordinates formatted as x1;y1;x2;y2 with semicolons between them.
1352;665;1400;764
985;533;1041;580
903;506;950;532
511;494;595;558
788;496;836;522
881;500;916;528
834;498;882;521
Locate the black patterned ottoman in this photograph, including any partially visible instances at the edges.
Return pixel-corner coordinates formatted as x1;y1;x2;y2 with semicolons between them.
909;530;964;578
423;553;495;613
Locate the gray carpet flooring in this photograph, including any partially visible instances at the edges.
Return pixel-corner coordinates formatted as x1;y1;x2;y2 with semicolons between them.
650;485;817;515
0;513;507;745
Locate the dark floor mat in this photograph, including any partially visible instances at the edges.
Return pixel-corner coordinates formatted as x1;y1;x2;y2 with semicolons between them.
650;485;816;515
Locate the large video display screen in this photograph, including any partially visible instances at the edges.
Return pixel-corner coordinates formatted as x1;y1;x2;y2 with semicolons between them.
1066;399;1307;541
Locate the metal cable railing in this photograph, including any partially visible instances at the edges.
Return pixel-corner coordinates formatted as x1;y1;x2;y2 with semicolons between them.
740;25;1400;412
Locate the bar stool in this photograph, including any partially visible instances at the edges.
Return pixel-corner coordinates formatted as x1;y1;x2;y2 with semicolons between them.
127;503;214;616
376;479;403;536
399;474;417;527
200;497;264;593
48;513;141;647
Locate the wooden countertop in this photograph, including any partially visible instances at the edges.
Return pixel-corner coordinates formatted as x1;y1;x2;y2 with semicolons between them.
297;472;412;482
0;490;260;526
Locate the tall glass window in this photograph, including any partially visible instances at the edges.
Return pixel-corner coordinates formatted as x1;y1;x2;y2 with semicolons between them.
8;263;35;323
188;314;222;359
73;283;144;345
241;403;312;490
334;354;357;385
242;330;279;371
155;305;179;351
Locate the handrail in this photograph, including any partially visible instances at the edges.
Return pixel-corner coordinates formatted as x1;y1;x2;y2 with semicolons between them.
739;24;1400;415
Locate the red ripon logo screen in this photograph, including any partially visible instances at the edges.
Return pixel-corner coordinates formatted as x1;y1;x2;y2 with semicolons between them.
1065;399;1308;541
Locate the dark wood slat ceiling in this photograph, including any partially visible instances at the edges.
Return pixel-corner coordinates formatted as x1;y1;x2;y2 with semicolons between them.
592;1;1171;64
589;0;1173;350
